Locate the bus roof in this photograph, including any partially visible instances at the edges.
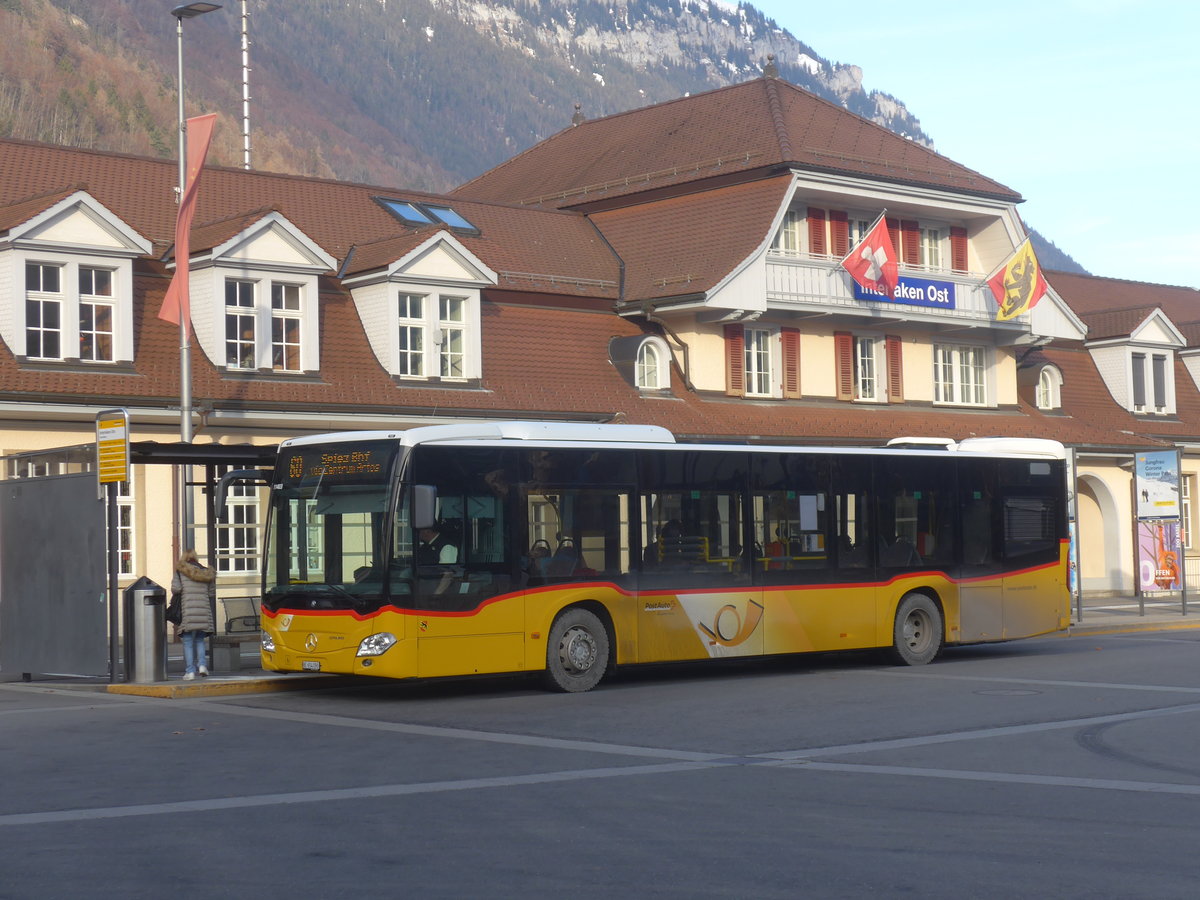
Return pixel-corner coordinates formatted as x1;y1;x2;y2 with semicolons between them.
280;421;676;449
281;423;1066;460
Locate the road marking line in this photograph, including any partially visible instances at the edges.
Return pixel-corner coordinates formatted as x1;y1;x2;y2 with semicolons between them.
793;761;1200;796
0;762;712;827
759;702;1200;760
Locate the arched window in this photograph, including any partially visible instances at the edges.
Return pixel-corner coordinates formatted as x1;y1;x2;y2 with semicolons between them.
636;339;668;390
1036;365;1063;410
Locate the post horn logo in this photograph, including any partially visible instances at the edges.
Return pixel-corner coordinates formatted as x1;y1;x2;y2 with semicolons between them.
697;600;765;647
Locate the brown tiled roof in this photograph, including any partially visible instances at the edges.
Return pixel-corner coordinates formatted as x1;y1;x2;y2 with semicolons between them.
1048;270;1200;324
453;76;1020;209
1079;307;1161;341
0;137;618;291
0;186;81;233
591;176;792;302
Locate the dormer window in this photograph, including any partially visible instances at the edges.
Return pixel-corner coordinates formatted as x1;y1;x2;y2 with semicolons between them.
636;337;671;390
1036;366;1063;411
222;277;308;372
23;260;121;363
394;288;477;381
1132;351;1171;414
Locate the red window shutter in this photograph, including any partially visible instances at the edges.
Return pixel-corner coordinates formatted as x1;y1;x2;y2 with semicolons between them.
950;226;968;273
886;217;901;264
725;324;745;396
835;331;854;401
807;208;827;257
781;327;801;399
828;210;849;259
901;219;920;266
886;335;904;403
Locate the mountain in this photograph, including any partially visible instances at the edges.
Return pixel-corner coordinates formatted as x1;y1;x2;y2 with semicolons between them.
0;0;1084;272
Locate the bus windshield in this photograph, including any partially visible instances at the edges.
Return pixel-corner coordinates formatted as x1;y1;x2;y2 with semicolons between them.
264;440;401;613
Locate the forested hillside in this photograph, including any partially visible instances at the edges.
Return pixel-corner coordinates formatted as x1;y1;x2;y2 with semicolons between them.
0;0;1084;271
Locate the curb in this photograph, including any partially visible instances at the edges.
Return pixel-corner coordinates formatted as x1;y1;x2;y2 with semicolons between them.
107;674;358;698
1068;620;1200;637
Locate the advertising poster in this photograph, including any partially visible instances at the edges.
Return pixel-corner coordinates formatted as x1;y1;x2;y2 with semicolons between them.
1135;451;1180;519
1138;519;1181;593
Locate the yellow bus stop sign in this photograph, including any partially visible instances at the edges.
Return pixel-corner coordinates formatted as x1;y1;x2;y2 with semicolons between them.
96;409;129;484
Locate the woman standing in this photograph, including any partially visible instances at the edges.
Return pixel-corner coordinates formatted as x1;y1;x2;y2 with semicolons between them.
172;549;216;680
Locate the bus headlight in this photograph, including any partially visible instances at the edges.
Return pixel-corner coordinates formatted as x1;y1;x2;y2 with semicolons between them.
357;632;397;657
261;630;275;653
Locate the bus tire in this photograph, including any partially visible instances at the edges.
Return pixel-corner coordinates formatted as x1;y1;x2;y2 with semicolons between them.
889;593;943;666
544;608;610;692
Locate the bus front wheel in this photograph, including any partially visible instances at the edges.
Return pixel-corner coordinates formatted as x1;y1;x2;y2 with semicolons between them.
890;593;943;666
544;608;610;692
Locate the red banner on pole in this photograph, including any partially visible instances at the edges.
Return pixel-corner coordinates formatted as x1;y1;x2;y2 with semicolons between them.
158;113;217;337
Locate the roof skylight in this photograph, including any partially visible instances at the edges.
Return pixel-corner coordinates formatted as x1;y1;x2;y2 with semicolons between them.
376;197;479;234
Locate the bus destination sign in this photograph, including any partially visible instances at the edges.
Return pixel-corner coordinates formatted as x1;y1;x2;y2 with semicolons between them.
283;442;396;485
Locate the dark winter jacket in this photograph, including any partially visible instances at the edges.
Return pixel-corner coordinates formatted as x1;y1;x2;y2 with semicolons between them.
171;553;216;635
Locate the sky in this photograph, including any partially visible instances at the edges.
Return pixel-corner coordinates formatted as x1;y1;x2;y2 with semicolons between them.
748;0;1198;289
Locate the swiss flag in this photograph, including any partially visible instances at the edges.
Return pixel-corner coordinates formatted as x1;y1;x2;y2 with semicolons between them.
841;215;898;299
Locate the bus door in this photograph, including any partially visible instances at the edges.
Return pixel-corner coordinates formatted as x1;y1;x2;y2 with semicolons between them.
874;455;958;637
826;456;877;648
520;447;637;661
959;460;1004;641
998;458;1069;637
752;453;842;654
408;446;523;678
637;449;758;663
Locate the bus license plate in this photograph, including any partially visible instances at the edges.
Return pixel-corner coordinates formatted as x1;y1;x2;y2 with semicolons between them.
302;660;321;671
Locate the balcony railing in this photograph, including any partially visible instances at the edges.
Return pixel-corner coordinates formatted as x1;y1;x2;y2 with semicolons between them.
765;251;1028;329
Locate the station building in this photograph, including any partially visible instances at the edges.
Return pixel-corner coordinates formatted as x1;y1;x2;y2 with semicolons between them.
1;68;1197;618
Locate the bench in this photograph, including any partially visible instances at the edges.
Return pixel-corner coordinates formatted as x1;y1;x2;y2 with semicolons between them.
211;597;262;672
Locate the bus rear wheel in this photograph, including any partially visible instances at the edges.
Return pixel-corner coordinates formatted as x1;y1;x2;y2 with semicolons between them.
544;608;610;692
889;593;943;666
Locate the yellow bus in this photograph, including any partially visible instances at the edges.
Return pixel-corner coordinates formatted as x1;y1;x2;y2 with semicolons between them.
249;422;1070;691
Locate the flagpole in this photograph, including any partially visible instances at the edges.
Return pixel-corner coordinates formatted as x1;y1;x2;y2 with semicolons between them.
175;15;193;449
839;209;889;267
982;235;1031;284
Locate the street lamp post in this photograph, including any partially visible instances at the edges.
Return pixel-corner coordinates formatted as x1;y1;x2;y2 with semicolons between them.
171;2;221;552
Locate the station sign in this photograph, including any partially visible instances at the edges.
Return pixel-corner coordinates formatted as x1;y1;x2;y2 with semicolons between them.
852;274;957;310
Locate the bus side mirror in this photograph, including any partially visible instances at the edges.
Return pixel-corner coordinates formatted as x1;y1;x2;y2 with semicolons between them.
215;468;272;520
412;484;437;530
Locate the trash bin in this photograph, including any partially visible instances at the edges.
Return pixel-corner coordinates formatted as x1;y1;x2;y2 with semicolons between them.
123;576;166;683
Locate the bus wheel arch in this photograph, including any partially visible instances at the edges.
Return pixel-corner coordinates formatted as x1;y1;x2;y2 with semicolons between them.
889;591;944;666
543;603;613;692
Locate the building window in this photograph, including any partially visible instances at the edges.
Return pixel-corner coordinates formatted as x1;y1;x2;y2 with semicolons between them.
855;337;880;401
225;278;257;368
934;344;986;406
116;479;135;576
1036;366;1062;410
1132;351;1169;413
270;282;302;372
25;262;63;359
636;340;667;390
772;209;802;253
216;471;260;573
224;277;308;372
393;289;476;381
79;266;115;362
398;292;425;377
919;227;942;270
745;327;774;396
439;295;466;378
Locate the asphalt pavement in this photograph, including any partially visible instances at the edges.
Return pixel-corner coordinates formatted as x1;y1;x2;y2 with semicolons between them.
18;592;1195;699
